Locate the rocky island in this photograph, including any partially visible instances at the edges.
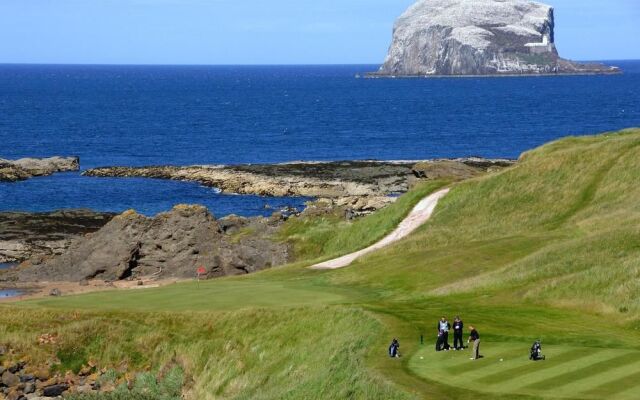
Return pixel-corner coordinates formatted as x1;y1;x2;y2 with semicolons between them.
372;0;620;77
0;156;80;182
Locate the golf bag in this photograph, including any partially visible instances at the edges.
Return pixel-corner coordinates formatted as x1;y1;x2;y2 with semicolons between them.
529;341;545;361
389;339;400;358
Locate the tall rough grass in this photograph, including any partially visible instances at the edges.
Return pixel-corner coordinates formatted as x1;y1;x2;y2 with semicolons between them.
0;306;412;400
68;367;183;400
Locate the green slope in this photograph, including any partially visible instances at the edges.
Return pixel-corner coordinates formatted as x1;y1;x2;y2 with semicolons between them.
331;128;640;313
4;128;640;399
411;344;640;400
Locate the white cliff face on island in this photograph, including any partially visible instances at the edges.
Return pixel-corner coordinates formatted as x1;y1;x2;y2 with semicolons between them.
376;0;619;76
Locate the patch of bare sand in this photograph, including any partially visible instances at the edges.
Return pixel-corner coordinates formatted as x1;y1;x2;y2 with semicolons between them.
310;188;449;270
0;277;181;302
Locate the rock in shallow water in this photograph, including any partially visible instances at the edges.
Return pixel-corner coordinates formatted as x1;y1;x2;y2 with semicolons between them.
83;160;418;198
375;0;619;76
0;156;79;182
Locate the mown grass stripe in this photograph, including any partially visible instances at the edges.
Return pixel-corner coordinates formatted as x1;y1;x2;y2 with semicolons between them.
500;350;632;395
612;379;640;400
522;351;640;391
478;348;591;385
454;346;579;382
443;347;532;375
583;369;640;398
548;360;640;399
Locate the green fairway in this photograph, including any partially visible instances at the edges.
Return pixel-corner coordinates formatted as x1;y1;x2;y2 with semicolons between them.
410;344;640;399
4;129;640;399
21;277;350;312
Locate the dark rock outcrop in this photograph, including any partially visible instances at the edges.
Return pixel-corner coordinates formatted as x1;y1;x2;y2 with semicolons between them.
42;384;69;397
412;157;515;179
83;161;421;214
0;210;115;263
0;156;79;182
83;158;515;213
373;0;620;77
15;205;290;282
84;161;417;198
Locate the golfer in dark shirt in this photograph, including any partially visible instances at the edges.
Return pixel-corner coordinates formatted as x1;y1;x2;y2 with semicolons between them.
468;325;480;360
452;316;464;350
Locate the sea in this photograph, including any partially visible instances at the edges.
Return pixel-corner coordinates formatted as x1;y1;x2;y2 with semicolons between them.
0;263;19;297
1;62;640;217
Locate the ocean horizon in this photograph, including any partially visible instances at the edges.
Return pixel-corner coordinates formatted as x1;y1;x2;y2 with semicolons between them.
2;62;640;216
2;59;638;66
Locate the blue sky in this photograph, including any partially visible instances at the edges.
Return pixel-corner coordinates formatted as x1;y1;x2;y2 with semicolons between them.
1;0;638;64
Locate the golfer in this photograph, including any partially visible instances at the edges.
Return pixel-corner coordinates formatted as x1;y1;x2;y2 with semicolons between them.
452;316;464;350
468;325;480;360
436;316;451;351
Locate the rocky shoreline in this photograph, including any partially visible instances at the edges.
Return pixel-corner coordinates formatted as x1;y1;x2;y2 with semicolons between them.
0;157;79;182
83;158;514;210
83;161;416;198
3;205;291;285
0;210;115;264
1;157;515;294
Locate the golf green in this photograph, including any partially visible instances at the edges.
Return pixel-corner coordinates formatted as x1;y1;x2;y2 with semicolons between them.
409;343;640;399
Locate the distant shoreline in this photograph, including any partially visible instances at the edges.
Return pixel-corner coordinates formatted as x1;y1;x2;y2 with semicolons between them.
0;62;636;67
364;70;623;79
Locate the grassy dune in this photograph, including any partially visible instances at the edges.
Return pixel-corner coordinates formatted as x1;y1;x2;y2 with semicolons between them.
276;180;449;262
1;307;407;399
3;128;640;399
332;128;640;312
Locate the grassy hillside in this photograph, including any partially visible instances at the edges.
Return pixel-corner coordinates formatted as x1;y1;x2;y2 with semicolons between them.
276;180;449;262
2;306;408;400
331;128;640;313
4;128;640;399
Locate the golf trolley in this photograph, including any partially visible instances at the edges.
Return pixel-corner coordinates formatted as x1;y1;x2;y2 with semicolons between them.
530;340;546;361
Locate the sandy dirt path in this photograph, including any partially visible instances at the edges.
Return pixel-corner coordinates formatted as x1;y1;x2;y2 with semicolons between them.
310;188;449;270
